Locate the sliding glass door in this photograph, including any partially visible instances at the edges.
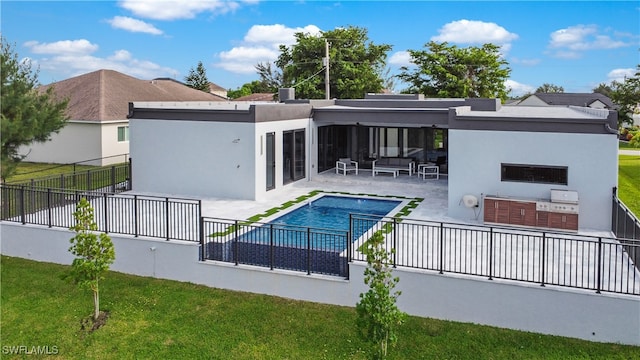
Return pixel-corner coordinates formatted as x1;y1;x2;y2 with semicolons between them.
283;129;305;184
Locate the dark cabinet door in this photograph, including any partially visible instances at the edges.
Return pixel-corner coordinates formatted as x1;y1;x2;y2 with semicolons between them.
509;201;536;227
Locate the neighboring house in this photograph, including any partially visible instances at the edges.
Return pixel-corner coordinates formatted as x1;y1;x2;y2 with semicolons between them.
515;92;616;109
129;93;618;231
232;93;277;102
208;82;228;99
20;69;225;166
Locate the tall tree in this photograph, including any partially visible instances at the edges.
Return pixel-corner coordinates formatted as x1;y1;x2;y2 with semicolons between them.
227;80;275;99
1;37;69;181
610;65;640;127
397;41;511;101
274;26;392;99
535;83;564;93
184;61;210;92
593;83;613;98
255;62;282;92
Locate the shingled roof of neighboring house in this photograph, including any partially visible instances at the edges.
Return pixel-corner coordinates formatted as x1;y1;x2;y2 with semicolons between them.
41;69;225;121
232;93;277;102
531;93;616;109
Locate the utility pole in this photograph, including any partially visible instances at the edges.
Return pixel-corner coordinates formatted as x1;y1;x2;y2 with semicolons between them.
324;39;330;100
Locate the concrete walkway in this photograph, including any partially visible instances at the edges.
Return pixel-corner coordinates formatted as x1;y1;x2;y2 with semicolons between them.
620;149;640;156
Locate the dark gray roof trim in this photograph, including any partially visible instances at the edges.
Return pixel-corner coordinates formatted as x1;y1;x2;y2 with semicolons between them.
128;103;312;123
313;107;449;128
449;109;619;135
333;98;500;111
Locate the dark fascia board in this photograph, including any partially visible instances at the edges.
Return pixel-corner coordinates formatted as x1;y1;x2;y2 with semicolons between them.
449;109;619;135
313;107;450;128
128;102;312;123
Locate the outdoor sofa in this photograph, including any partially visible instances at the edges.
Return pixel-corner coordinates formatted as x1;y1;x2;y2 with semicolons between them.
372;157;415;176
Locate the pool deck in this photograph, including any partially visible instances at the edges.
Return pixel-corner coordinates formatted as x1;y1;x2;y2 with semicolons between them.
202;169;453;224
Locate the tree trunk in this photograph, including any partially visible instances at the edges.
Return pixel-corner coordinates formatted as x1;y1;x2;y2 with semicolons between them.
93;281;100;321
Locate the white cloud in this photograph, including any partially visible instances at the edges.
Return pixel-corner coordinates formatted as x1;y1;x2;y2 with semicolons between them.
107;16;163;35
244;24;321;47
505;79;535;97
431;20;518;45
607;68;636;83
214;24;322;75
388;51;412;66
548;25;632;58
23;39;177;81
118;0;247;20
24;39;99;55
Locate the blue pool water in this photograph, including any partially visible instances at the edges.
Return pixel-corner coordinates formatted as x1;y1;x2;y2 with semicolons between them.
271;195;400;230
239;195;401;251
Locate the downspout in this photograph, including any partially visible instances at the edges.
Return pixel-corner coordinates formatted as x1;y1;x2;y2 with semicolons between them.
307;108;315;182
604;123;618;135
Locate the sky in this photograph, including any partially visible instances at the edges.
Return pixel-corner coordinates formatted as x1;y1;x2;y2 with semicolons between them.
1;1;639;97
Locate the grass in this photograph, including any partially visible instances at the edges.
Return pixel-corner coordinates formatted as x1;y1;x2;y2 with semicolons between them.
618;155;640;217
5;162;101;183
619;141;633;149
2;256;638;359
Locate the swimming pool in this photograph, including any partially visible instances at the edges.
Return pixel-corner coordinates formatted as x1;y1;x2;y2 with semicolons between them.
240;195;402;251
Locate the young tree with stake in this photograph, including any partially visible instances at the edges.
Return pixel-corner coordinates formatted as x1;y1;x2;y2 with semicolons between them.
68;198;115;322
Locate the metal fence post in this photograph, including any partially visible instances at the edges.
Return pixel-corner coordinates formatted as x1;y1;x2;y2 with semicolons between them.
344;232;352;280
234;220;239;265
596;237;602;294
540;232;546;287
307;227;311;275
393;217;397;268
269;224;274;270
103;193;109;233
111;165;116;193
19;185;25;224
134;194;139;237
47;188;52;228
199;216;205;261
86;170;91;190
348;214;353;270
165;197;170;241
488;227;494;280
128;158;133;190
439;222;444;274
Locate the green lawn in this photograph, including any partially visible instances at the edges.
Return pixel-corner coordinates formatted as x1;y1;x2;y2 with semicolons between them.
5;162;101;183
618;155;640;217
1;256;638;359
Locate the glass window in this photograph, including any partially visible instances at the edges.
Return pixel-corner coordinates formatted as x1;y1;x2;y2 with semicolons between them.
501;163;568;185
117;126;129;142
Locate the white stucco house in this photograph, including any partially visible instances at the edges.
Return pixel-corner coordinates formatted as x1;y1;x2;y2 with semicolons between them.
128;93;618;232
19;69;227;166
514;92;616;110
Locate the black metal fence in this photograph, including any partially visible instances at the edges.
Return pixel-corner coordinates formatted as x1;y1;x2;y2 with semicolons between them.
0;185;200;242
612;192;640;273
202;217;349;277
5;161;131;193
351;214;640;296
2;182;638;296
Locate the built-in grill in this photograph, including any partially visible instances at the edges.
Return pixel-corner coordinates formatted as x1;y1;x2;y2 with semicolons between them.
549;189;579;214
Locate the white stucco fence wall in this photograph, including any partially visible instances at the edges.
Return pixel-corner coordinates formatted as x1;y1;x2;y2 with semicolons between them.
448;130;618;230
2;222;638;345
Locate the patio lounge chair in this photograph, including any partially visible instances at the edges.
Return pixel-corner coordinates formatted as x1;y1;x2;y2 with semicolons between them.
336;158;359;175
